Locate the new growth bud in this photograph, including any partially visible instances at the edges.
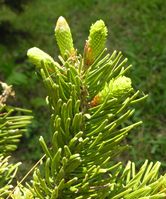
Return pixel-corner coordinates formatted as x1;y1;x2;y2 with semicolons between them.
27;47;55;68
55;16;75;58
91;76;133;106
84;20;108;66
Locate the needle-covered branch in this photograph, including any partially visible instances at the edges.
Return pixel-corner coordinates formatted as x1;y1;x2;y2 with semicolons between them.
10;16;166;198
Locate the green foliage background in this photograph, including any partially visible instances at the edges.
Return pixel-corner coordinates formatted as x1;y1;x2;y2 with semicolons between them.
0;0;166;175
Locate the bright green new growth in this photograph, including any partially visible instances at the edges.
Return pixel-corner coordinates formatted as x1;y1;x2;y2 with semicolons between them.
84;20;108;66
89;20;108;57
27;47;55;68
3;16;166;198
98;76;133;104
55;16;75;59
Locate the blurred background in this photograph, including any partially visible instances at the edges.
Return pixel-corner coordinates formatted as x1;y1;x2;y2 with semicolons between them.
0;0;166;175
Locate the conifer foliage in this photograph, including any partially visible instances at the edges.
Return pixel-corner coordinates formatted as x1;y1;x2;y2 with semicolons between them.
0;82;32;198
2;16;166;198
